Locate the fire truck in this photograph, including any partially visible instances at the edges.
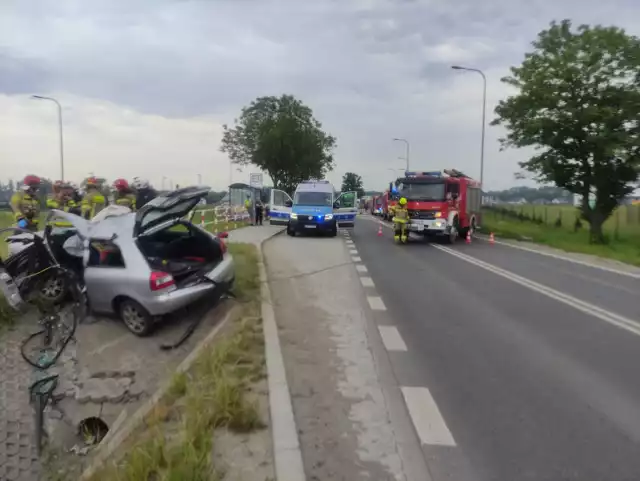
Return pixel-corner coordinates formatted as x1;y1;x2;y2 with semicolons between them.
388;169;482;243
372;191;389;218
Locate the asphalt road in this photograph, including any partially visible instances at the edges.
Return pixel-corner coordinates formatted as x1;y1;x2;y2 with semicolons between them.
349;216;640;481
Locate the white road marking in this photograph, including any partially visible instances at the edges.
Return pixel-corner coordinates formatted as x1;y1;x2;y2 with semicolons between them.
378;326;408;351
367;296;386;310
352;256;362;262
401;387;456;446
356;264;368;273
434;245;640;337
477;236;640;280
350;249;359;255
360;276;375;287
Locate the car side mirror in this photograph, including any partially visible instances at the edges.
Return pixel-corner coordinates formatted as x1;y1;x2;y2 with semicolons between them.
285;200;293;208
333;202;340;209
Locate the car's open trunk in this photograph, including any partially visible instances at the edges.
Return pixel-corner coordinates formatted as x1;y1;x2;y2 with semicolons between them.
137;222;224;286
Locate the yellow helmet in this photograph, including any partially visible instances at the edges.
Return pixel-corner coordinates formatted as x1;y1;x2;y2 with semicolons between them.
399;197;407;205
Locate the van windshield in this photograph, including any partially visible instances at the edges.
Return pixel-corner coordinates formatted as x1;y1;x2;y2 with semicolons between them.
294;192;333;206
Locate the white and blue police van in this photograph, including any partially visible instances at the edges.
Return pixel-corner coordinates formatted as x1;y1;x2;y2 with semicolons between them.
269;180;358;236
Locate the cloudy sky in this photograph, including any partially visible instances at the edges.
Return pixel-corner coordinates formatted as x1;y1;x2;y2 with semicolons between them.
1;0;638;192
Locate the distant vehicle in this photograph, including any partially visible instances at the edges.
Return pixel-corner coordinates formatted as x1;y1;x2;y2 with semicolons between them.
389;170;482;244
269;180;358;237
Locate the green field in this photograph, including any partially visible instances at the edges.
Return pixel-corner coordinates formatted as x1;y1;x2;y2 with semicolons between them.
482;203;640;266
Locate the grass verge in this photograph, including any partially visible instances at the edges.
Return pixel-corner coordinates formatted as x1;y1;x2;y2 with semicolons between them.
80;242;266;481
481;209;640;267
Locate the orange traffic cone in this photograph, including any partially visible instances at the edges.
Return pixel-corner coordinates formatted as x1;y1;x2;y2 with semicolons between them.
466;231;472;244
489;232;495;245
377;223;383;237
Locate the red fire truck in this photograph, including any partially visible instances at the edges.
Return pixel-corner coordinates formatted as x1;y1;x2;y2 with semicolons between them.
372;191;390;218
388;169;482;243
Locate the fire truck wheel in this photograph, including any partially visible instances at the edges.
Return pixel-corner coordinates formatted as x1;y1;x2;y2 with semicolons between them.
444;218;459;244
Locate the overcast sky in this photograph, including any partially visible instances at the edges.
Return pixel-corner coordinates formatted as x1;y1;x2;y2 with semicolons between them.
1;0;638;192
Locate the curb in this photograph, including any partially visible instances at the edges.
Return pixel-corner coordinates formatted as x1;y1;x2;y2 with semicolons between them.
79;304;238;480
258;230;307;481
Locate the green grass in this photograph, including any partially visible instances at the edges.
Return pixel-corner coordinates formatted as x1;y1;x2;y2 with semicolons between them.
482;206;640;266
85;243;265;481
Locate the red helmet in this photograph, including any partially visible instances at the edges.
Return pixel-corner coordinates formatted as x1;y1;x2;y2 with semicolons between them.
86;176;99;186
113;178;129;191
23;175;41;187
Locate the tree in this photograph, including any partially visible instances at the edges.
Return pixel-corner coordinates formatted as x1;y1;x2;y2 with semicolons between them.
341;172;365;196
220;94;336;195
492;20;640;243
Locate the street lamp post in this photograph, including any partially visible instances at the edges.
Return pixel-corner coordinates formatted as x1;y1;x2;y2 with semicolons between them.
392;138;410;171
32;95;65;181
451;66;487;188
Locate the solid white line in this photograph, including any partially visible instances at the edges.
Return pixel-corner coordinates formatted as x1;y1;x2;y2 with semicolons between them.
356;264;368;273
434;245;640;337
360;276;375;287
401;387;456;447
477;236;640;279
378;326;408;351
352;256;362;262
367;296;386;310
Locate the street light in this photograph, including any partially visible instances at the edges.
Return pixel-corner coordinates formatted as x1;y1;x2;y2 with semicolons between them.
451;65;487;188
32;95;65;181
392;138;410;171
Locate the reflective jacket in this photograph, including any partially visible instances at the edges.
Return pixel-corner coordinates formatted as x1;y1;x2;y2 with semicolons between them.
81;189;107;220
391;205;409;223
114;192;136;211
10;191;40;230
46;196;77;227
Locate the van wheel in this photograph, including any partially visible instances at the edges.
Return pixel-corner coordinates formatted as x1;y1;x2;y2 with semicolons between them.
330;225;338;237
119;299;155;337
287;227;295;237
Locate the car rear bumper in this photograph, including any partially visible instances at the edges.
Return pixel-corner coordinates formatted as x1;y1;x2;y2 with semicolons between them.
144;252;235;316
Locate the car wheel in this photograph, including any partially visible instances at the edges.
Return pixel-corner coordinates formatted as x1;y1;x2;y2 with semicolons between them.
39;274;67;304
118;299;155;337
287;227;296;237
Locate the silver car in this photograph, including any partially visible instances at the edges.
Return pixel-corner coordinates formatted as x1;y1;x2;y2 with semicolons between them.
49;187;235;336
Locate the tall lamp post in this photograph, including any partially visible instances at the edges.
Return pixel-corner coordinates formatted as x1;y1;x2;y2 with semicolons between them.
392;138;410;171
32;95;65;181
451;66;487;188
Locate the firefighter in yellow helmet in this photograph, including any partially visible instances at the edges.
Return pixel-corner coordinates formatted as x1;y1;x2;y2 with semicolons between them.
392;196;409;244
112;178;136;211
81;176;107;219
10;175;42;232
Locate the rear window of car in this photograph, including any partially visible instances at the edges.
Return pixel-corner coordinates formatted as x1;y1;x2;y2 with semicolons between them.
88;241;125;267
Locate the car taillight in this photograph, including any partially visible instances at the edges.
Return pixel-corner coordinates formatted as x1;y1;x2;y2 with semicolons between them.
149;271;175;291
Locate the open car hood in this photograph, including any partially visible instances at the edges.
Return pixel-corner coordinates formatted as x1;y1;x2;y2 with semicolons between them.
46;210;91;238
133;185;211;237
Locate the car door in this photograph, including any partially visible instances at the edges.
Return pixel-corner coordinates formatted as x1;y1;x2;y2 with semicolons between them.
269;189;292;225
334;191;358;228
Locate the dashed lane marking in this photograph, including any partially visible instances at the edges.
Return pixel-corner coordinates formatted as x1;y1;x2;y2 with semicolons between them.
360;276;375;287
356;265;368;273
367;296;386;310
378;326;408;351
352;256;362;262
349;249;359;255
401;387;456;447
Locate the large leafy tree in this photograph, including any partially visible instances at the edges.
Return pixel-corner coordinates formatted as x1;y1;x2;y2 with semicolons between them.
220;94;336;195
341;172;365;196
492;20;640;243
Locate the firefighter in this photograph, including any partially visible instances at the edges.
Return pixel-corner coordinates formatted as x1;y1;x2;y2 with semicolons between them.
112;178;136;210
10;175;42;231
391;196;409;244
81;176;107;219
46;180;65;209
132;177;157;209
46;181;77;228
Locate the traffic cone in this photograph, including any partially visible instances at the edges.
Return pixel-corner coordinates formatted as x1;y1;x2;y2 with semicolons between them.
466;231;472;244
489;232;495;245
377;223;383;237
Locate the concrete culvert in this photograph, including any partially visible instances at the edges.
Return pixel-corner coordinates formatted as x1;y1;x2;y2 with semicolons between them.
78;417;109;445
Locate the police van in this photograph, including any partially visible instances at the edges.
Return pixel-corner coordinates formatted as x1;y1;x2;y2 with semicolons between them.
269;180;358;236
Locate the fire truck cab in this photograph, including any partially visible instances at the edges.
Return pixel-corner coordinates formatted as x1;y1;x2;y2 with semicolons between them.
389;169;482;243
